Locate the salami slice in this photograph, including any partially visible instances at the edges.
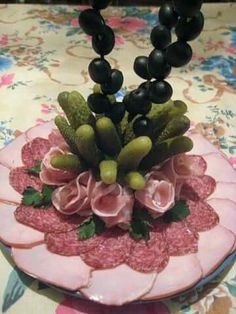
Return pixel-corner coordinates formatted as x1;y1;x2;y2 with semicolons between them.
186;200;219;232
81;228;132;269
14;206;84;233
165;221;198;256
9;167;43;194
21;137;51;167
126;222;169;273
45;229;106;256
173;155;207;177
179;175;216;201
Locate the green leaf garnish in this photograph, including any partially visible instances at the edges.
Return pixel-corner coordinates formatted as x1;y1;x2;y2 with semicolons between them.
163;201;190;223
21;185;54;208
78;215;105;240
129;208;154;241
27;161;42;176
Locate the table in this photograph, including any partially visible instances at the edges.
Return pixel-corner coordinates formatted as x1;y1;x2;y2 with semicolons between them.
0;3;236;314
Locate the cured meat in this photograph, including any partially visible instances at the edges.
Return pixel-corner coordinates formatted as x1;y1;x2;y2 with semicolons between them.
21;137;51;168
141;254;202;300
80;264;157;305
204;153;236;183
0;133;28;168
81;228;132;269
0;202;44;248
209;182;236;203
197;225;235;276
126;222;169;273
25;120;55;141
173;155;207;177
46;229;106;256
12;244;92;291
14;206;84;233
179;175;216;201
186;200;219;232
188;133;219;155
9;166;43;194
207;199;236;237
165;221;198;256
0;164;21;204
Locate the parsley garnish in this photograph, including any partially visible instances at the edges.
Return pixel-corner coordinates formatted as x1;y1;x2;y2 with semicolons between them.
22;186;54;208
27;161;42;176
129;208;154;241
77;215;105;240
163;201;190;223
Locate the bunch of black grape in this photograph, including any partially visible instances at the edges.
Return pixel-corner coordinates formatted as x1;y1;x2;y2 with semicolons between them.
79;0;126;125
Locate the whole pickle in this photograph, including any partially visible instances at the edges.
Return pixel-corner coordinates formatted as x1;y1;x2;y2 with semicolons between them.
99;160;118;184
50;154;83;172
125;171;146;190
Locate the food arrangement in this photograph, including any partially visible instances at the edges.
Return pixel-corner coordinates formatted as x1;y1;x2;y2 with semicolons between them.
0;0;235;306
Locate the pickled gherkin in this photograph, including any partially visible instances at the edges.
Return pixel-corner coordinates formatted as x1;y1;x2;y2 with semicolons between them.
50;154;84;172
125;171;146;190
140;136;193;169
76;124;101;167
96;117;122;156
117;136;152;172
156;115;190;143
168;100;188;120
54;115;80;154
99;160;118;184
123;120;136;145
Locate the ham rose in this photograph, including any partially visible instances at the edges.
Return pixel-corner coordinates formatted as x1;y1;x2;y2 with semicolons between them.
91;182;134;228
52;171;95;215
40;146;78;186
135;172;175;218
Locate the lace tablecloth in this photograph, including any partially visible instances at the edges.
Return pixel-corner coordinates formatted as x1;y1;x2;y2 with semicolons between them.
0;3;236;314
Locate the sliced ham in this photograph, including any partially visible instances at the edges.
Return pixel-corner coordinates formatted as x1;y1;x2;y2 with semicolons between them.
0;164;21;204
141;254;202;300
0;202;44;248
80;264;157;305
197;225;235;276
204;153;236;183
25;121;55;141
22;137;51;168
12;244;92;291
209;182;236;203
188;133;219;155
0;133;28;168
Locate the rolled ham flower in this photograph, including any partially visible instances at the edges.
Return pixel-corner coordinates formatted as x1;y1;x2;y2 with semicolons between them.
40;146;78;186
52;170;96;215
91;182;134;228
135;172;175;218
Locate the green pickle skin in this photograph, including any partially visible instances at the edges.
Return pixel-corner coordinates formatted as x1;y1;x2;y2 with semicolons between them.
50;154;83;172
126;171;146;190
99;160;118;184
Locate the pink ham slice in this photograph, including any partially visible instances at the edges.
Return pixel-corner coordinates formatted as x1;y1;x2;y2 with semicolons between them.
15;206;84;233
197;225;235;276
12;244;92;291
209;182;236;203
204;153;236;183
0;164;21;204
80;264;157;305
188;133;219;155
21;137;51;168
25;121;55;141
0;133;28;168
141;254;202;300
0;202;44;248
9;167;43;194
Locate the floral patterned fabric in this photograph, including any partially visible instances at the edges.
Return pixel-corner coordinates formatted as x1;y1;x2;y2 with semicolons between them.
0;3;236;313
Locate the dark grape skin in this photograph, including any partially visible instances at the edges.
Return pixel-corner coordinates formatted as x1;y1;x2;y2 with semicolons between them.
166;41;192;67
133;116;152;136
78;9;105;36
90;0;111;10
149;80;173;104
175;12;204;42
134;56;152;80
88;58;111;84
92;26;115;56
173;0;203;18
159;3;179;29
87;93;111;114
101;69;124;94
124;89;152;115
106;102;126;124
148;49;171;80
150;25;171;50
